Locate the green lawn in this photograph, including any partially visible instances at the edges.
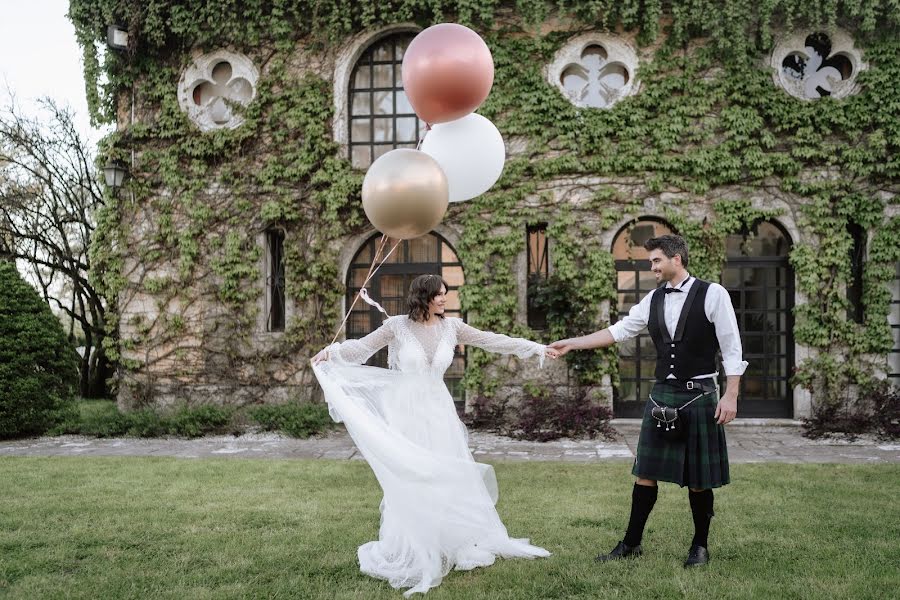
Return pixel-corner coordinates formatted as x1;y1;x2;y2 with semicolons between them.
1;459;897;599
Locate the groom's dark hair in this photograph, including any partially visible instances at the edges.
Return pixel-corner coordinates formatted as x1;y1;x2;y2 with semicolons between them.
408;274;449;323
644;234;689;268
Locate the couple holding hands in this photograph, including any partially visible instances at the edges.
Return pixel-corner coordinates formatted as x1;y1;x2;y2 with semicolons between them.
312;234;745;596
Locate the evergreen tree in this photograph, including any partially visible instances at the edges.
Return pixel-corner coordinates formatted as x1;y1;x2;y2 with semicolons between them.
0;262;77;438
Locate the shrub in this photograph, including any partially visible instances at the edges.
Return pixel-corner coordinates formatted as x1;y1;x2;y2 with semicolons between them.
124;408;168;437
168;404;233;438
48;400;234;438
0;262;78;438
249;402;335;438
804;382;900;441
48;400;129;437
463;395;510;434
463;387;615;442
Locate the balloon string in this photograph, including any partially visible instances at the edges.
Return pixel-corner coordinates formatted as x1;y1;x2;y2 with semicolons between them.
416;122;432;150
329;235;402;346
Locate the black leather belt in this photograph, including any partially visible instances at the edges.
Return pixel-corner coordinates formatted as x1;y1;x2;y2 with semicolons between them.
657;378;718;394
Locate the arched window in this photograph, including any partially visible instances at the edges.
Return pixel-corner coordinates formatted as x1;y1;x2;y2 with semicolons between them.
265;229;285;332
611;218;675;417
888;262;900;388
348;33;425;169
846;222;866;324
526;223;549;330
722;220;795;417
346;233;466;406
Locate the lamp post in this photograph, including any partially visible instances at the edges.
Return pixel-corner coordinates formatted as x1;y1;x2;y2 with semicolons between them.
103;160;128;197
107;25;129;51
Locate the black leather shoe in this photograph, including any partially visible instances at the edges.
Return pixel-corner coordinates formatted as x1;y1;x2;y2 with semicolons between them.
595;541;642;562
683;544;709;567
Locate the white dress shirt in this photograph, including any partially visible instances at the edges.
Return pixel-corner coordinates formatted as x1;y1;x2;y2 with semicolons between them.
608;274;749;378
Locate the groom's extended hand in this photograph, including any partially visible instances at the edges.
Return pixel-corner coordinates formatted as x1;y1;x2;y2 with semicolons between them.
548;340;574;357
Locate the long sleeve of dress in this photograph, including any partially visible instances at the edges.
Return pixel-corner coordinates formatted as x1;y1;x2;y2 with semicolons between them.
326;319;395;365
453;319;546;366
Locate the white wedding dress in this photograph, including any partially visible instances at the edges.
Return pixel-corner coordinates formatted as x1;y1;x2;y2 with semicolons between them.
312;315;550;596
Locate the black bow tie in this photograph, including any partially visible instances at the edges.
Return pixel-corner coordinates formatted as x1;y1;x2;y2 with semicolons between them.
663;287;684;294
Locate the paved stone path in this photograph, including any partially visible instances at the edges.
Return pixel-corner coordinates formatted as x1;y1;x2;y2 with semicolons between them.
1;419;898;464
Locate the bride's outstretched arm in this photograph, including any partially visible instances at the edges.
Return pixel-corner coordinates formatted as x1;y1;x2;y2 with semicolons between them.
313;320;394;365
453;320;553;364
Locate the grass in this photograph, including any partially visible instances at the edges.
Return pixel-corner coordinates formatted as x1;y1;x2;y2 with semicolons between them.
0;459;897;599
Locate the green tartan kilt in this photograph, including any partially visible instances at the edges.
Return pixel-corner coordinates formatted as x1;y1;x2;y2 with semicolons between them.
632;382;730;489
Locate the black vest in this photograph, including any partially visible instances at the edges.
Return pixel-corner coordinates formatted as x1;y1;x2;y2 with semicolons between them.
648;279;718;381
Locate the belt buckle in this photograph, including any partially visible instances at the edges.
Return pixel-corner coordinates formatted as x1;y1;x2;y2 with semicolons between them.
686;380;695;390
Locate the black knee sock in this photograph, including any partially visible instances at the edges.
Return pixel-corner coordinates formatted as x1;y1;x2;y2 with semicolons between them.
689;489;714;548
623;483;658;547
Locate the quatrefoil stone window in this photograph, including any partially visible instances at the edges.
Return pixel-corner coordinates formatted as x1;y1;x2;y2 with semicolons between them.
177;51;259;131
771;29;865;100
548;34;639;109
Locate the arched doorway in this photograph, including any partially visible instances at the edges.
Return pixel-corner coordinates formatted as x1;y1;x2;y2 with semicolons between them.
346;233;466;407
611;218;676;417
721;220;795;417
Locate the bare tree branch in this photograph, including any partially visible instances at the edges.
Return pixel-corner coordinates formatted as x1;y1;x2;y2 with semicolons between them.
0;96;112;397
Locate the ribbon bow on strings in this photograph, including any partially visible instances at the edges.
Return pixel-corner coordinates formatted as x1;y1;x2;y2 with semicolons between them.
359;288;390;317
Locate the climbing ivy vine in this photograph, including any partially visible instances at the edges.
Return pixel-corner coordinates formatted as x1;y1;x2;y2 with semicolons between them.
69;1;899;417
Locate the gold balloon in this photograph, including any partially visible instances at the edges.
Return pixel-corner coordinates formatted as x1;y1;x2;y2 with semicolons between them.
361;149;449;240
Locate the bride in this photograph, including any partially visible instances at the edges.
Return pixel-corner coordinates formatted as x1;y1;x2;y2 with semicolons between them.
312;273;557;596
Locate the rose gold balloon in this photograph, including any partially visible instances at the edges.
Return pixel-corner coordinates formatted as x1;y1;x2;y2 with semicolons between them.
361;149;449;240
402;23;494;124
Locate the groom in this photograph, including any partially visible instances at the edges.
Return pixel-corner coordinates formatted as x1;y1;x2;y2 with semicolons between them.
549;234;746;567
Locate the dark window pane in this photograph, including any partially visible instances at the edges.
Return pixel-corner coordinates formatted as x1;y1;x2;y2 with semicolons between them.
348;311;369;335
351;92;370;115
637;271;656;289
396;117;417;142
618;292;637;307
445;289;461;310
408;235;438;262
373;63;392;88
351;146;370;169
352;66;371;89
618;337;637;358
396;90;414;114
266;229;285;332
373;117;392;142
443;266;464;287
373;144;392;161
351;119;371;141
617;271;636;289
373;43;392;62
350;267;370;287
618;380;636;403
380;274;406;298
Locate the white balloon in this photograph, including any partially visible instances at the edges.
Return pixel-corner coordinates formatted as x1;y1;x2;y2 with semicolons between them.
421;113;505;202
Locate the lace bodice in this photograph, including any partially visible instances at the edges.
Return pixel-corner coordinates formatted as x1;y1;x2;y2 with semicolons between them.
326;316;545;377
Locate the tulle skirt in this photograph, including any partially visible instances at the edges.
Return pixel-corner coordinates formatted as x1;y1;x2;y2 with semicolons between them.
313;363;550;596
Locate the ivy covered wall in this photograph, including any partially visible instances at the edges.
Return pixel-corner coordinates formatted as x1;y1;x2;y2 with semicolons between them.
69;1;899;415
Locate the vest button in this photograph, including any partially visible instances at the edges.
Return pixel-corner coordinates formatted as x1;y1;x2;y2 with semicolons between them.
670;364;674;368
670;343;675;347
671;354;675;358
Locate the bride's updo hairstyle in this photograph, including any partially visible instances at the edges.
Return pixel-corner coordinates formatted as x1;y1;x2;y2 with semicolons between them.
407;274;449;323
